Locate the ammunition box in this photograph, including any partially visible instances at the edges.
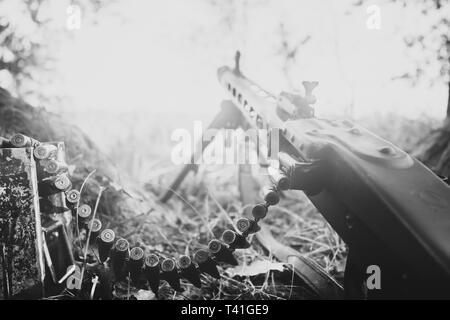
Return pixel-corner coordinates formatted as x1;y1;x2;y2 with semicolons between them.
0;147;44;299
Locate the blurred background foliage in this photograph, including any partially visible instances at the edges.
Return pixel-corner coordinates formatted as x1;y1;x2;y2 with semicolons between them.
1;0;449;197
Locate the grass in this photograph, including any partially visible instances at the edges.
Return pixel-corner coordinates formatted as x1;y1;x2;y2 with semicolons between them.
69;110;435;300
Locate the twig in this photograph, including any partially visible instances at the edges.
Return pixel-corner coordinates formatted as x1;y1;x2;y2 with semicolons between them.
80;186;104;283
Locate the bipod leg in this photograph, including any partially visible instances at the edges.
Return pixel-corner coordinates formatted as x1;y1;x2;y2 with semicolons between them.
160;100;246;203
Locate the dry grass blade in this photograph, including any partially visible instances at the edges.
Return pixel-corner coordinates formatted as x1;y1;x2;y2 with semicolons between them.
80;186;104;283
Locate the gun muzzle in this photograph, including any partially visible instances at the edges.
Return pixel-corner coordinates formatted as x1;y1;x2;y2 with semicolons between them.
144;254;160;295
10;133;39;148
222;229;250;250
66;189;80;204
178;255;201;288
128;247;145;284
236;218;260;235
267;166;290;190
97;229;115;263
208;239;238;266
252;203;268;220
161;258;181;291
111;238;130;281
33;144;57;160
262;186;279;205
193;249;220;279
87;219;102;243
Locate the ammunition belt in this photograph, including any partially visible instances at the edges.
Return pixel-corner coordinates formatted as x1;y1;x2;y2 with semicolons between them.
1;133;285;299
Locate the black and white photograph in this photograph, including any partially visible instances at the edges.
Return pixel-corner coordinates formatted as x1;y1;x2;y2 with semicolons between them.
0;0;450;306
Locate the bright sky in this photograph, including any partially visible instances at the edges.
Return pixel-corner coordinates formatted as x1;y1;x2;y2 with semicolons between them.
2;0;449;122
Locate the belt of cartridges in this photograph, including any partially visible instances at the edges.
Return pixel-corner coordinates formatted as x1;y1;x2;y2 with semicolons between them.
1;133;283;299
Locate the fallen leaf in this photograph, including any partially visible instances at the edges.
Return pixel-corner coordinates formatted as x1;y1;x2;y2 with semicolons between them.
135;289;156;300
227;259;286;277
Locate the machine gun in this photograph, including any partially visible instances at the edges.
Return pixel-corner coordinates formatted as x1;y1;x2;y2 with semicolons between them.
161;52;450;299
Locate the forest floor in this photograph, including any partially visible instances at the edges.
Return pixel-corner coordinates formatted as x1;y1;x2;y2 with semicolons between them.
89;112;438;300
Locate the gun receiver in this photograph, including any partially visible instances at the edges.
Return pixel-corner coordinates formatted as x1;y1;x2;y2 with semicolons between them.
163;52;450;299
